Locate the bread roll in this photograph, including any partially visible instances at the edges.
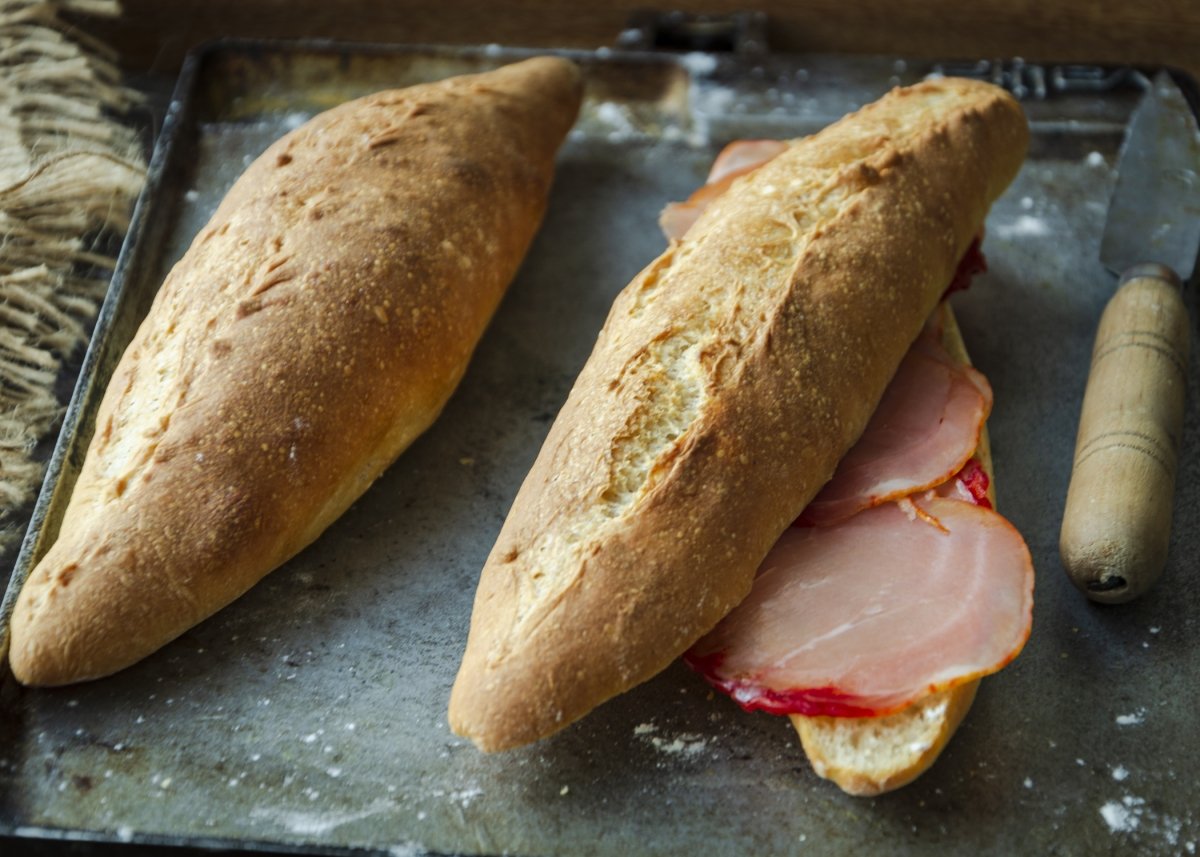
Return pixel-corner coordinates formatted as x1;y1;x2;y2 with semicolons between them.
449;78;1027;752
9;56;583;686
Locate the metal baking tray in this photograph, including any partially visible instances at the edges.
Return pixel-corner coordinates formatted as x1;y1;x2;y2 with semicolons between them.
1;40;1198;856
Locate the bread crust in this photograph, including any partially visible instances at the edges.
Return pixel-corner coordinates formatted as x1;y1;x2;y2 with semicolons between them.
792;304;994;796
9;57;583;686
794;679;979;797
449;78;1027;751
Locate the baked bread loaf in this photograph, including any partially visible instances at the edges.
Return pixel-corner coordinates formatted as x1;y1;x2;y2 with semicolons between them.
791;305;993;796
449;78;1027;751
9;56;583;686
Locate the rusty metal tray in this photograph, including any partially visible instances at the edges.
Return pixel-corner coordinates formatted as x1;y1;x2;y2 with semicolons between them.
1;40;1198;856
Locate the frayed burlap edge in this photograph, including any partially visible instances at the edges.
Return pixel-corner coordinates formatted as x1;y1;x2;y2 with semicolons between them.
0;0;146;554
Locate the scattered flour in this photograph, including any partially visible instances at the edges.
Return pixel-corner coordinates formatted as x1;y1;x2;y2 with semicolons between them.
429;786;483;808
387;843;426;857
282;112;309;131
679;52;718;76
1101;799;1140;832
634;721;708;756
250;799;395;836
649;734;708;756
451;787;483;808
593;102;640;142
994;215;1050;239
694;85;737;118
1116;709;1146;727
1099;794;1188;847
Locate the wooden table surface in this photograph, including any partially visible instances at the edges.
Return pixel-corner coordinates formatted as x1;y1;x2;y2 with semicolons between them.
98;0;1198;80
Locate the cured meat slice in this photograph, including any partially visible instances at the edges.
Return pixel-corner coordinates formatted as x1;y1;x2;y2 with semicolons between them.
911;318;993;401
799;339;992;526
659;139;788;241
705;139;790;184
686;498;1034;717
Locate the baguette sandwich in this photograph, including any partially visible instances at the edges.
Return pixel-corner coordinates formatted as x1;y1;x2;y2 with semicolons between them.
8;57;583;686
449;76;1034;791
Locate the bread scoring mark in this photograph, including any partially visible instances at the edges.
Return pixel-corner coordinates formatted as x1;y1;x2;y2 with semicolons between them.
54;562;79;588
623;247;679;320
600;328;704;514
597;160;861;525
366;102;431;149
92;307;189;506
251;251;297;296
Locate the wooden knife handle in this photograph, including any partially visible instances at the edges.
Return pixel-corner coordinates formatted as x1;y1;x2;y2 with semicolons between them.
1060;264;1190;603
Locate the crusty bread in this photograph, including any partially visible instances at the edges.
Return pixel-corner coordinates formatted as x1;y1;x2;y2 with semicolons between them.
8;57;583;686
449;78;1028;751
794;680;980;797
792;304;995;796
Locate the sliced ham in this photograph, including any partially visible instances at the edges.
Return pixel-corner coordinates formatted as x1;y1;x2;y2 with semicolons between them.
910;318;993;401
685;497;1034;717
658;196;709;244
705;139;790;184
799;337;993;526
659;139;788;241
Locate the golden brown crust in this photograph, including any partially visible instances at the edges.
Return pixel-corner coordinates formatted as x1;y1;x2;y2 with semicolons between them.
9;57;583;686
793;680;979;797
792;303;992;796
449;78;1027;751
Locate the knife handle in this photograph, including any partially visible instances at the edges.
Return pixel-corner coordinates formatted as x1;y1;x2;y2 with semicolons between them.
1060;264;1190;603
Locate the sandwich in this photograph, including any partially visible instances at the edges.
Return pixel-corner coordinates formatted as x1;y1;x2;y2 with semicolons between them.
8;57;583;686
448;77;1034;794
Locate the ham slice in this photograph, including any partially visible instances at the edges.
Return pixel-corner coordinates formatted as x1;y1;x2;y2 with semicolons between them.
685;498;1034;717
705;139;790;184
911;316;993;400
659;139;788;241
799;335;993;526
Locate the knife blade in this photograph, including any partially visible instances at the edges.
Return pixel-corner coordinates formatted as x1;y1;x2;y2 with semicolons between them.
1060;71;1199;603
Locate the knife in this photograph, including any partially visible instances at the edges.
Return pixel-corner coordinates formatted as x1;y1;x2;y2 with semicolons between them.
1060;70;1200;604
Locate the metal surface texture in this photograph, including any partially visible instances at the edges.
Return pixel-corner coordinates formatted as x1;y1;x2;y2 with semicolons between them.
1100;70;1200;279
1;40;1197;856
